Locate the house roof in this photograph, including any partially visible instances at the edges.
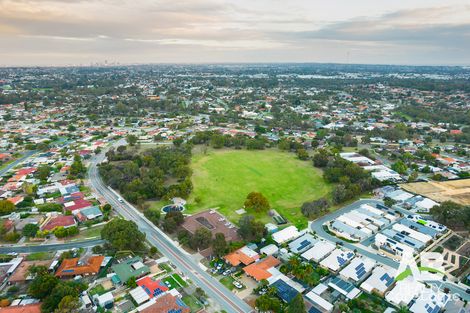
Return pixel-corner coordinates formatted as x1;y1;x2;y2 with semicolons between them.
112;257;150;284
137;276;168;298
0;304;42;313
41;215;76;231
55;255;104;277
63;198;92;212
243;256;281;281
139;293;190;313
224;246;259;266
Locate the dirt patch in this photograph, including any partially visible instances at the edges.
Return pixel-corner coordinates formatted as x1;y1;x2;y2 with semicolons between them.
400;179;470;205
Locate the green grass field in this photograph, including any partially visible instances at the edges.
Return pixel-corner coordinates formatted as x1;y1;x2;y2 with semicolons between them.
188;149;332;227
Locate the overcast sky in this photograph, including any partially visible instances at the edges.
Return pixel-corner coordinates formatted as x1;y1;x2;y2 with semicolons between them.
0;0;469;66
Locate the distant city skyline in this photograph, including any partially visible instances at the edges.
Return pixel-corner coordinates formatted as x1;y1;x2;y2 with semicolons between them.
0;0;469;66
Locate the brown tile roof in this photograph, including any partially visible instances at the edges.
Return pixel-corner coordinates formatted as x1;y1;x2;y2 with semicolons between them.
140;294;190;313
243;256;280;281
55;255;104;277
8;260;52;283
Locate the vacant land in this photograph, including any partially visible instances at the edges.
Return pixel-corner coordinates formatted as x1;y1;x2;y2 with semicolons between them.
188;149;332;226
400;179;470;205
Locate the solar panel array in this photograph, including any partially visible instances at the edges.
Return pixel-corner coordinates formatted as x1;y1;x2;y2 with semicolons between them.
354;263;366;279
272;279;299;303
379;273;394;287
297;239;312;252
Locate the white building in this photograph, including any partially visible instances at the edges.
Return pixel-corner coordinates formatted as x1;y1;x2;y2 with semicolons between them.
360;266;395;296
320;249;355;272
272;226;300;244
301;240;336;262
340;256;376;282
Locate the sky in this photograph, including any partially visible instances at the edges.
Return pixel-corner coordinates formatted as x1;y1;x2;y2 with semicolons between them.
0;0;469;66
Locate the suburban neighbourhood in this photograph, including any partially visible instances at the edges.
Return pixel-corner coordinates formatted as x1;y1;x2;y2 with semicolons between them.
0;63;469;313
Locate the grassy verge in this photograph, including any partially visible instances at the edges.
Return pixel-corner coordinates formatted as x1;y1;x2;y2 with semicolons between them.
182;295;203;312
25;251;55;261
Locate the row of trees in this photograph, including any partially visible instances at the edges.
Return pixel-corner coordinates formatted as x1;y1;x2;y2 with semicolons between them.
430;201;470;230
191;131;268;150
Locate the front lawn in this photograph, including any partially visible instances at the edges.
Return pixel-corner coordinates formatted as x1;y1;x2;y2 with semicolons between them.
188;149;332;227
219;276;235;291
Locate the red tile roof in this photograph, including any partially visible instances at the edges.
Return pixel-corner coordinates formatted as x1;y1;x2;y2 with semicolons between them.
137;276;168;298
55;256;104;277
0;304;41;313
41;215;76;231
63;198;92;212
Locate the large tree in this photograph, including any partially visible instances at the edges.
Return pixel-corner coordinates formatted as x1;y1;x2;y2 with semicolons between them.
212;233;228;257
101;218;147;253
244;192;270;212
0;200;15;215
286;293;306;313
238;215;265;242
190;227;212;250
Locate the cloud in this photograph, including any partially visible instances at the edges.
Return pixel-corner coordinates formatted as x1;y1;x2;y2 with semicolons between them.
0;0;469;65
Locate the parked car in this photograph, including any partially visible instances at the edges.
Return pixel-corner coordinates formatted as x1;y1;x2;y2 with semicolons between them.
233;281;243;289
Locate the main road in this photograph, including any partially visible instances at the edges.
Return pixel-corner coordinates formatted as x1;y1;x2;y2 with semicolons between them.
0;150;37;177
0;239;105;254
88;143;253;313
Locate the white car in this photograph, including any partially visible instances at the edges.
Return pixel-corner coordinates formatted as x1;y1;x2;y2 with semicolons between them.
117;197;124;203
233;281;243;289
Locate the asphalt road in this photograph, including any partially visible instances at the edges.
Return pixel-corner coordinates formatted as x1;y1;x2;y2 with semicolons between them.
0;239;105;253
0;150;37;177
88;145;253;313
310;199;470;301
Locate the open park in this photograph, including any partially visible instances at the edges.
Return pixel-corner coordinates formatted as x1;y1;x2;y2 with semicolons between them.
187;149;332;226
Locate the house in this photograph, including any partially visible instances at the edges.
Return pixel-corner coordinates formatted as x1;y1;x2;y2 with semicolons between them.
301;240;336;262
112;257;150;285
224;246;259;267
386;277;424;307
328;276;361;300
243;256;281;281
272;226;300;244
339;256;376;283
288;234;318;254
8;260;52;284
55;255;104;277
375;233;415;257
306;285;334;312
94;291;114;309
260;244;279;256
409;288;449;313
0;303;42;313
360;266;395;296
78;206;103;220
319;249;355;272
136;276;169;299
271;279;299;303
137;293;190;313
40;214;76;231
